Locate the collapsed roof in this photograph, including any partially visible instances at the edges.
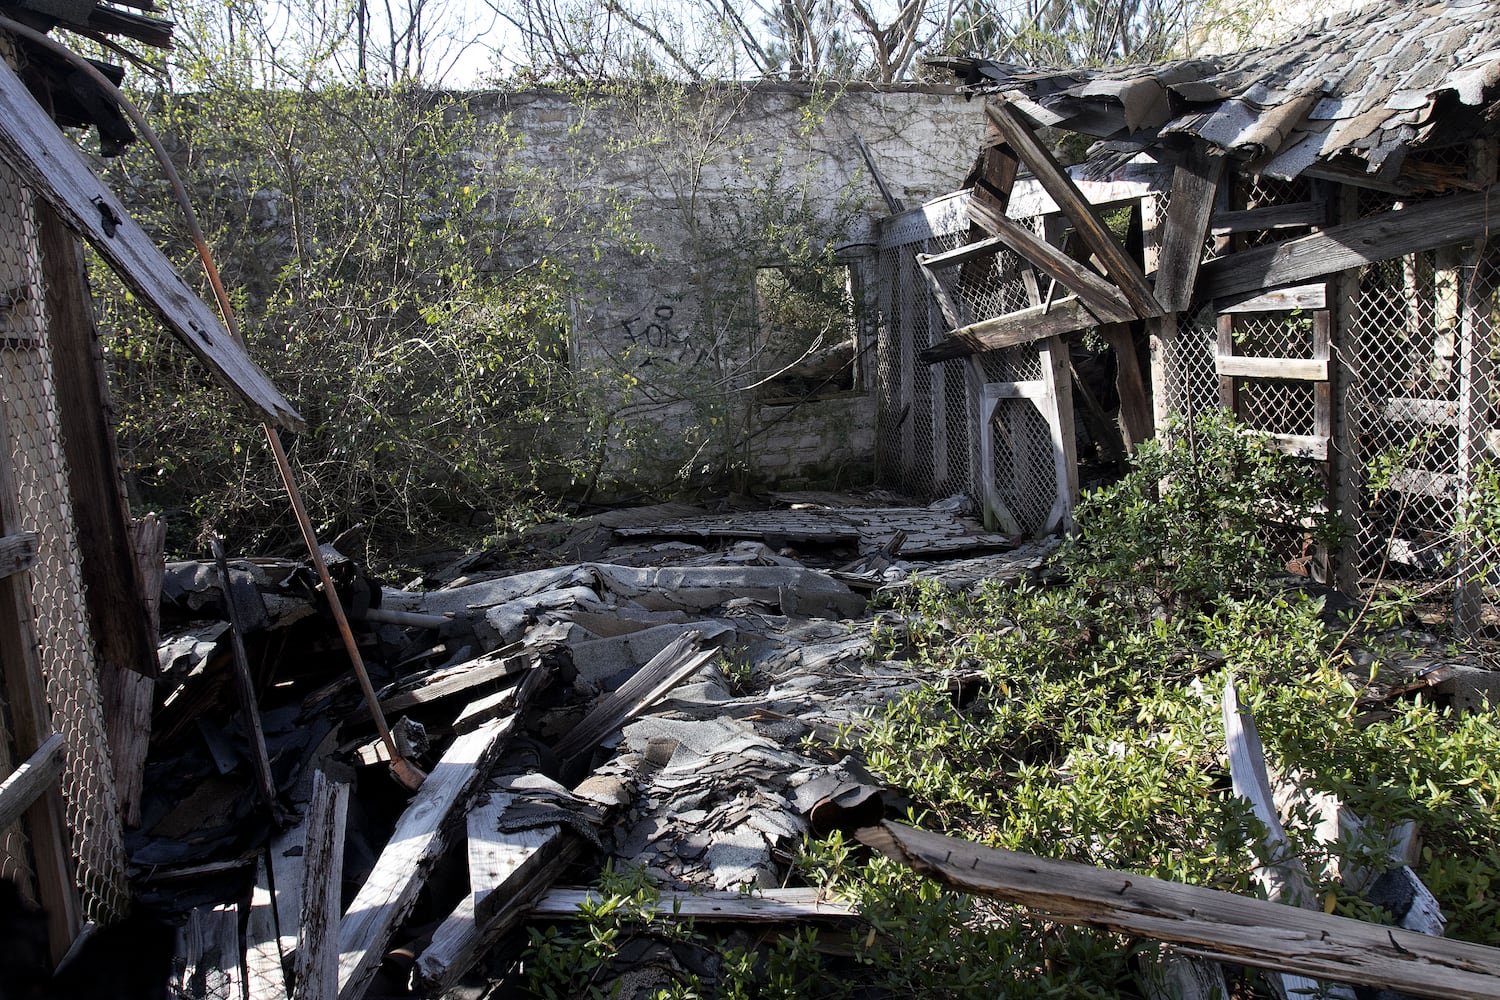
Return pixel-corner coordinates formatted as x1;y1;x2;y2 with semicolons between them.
934;0;1500;189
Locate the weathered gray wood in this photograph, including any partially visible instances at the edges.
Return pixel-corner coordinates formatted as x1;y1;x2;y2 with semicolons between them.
1138;950;1229;1000
245;852;287;1000
295;771;350;1000
337;714;518;1000
1210;201;1328;235
1223;678;1350;1000
918;235;1010;272
0;529;35;578
0;57;302;428
211;537;281;819
174;904;243;1000
1217;314;1239;413
1038;335;1078;536
857;821;1500;1000
413;793;577;991
107;515;164;827
1255;433;1330;460
968;199;1134;322
1214;356;1329;381
1154;147;1225;312
377;646;530;714
0;731;62;830
1214;283;1328;313
1198;183;1500;300
985;99;1162;318
531;887;858;921
267;808;310;975
1384;396;1461;427
553;633;718;765
920;296;1103;363
1101;324;1152;452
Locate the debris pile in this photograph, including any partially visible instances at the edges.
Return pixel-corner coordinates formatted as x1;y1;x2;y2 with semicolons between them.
129;495;1052;998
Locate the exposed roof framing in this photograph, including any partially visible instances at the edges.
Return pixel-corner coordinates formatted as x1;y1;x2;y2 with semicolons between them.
934;0;1500;191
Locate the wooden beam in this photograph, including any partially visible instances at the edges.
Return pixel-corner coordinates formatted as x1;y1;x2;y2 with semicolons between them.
984;99;1163;318
1154;147;1225;313
0;529;35;578
36;200;158;680
1214;356;1329;381
413;793;580;992
1198;184;1500;301
0;57;302;429
531;887;858;921
920;296;1102;364
337;714;518;1000
245;852;287;1000
1101;323;1152;452
1214;283;1327;314
857;821;1500;1000
968;199;1133;323
105;515;163;828
1253;433;1330;461
295;771;350;1000
0;731;63;830
1210;201;1328;235
917;235;1010;272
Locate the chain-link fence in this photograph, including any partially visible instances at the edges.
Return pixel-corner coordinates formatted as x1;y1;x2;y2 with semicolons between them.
0;158;129;926
875;195;1061;533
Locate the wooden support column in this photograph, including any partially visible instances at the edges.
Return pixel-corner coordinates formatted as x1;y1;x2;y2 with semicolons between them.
1039;336;1079;535
1455;144;1499;633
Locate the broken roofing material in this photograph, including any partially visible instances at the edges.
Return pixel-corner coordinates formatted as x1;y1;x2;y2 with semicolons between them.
933;0;1500;188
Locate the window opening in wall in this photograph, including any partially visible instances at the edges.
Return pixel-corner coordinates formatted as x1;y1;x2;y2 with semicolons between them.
752;260;858;403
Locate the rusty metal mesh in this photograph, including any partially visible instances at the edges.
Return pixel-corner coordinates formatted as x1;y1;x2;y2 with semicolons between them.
876;202;1059;532
0;162;129;924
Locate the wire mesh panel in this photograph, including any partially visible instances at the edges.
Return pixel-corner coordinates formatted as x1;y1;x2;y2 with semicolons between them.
0;163;129;924
1345;249;1467;575
875;197;1060;532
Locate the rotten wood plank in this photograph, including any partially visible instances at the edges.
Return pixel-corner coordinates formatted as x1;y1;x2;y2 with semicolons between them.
174;904;243;1000
245;852;287;1000
1154;147;1225;313
0;731;63;830
968;198;1133;322
1198;183;1500;301
377;645;530;714
107;515;164;828
857;821;1500;1000
211;537;281;821
336;714;518;1000
0;56;302;428
984;99;1162;318
295;771;350;1000
920;296;1103;364
917;235;1010;272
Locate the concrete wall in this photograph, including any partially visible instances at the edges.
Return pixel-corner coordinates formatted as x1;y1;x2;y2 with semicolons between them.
463;82;982;495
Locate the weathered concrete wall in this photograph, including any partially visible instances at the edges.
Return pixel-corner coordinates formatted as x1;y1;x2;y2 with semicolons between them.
463;82;982;494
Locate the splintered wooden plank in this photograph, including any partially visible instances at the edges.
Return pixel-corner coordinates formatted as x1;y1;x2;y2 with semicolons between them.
0;731;63;830
0;530;36;578
918;235;1010;271
967;199;1134;322
295;771;350;1000
1214;356;1329;381
984;99;1162;318
336;715;517;1000
920;296;1102;363
552;632;717;765
531;887;857;921
1100;324;1152;451
413;793;577;991
267;812;309;974
0;58;303;429
1154;147;1225;313
1198;184;1500;301
857;821;1500;1000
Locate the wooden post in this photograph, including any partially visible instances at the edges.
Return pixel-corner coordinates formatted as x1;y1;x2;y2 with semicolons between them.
1332;183;1363;594
1039;336;1079;535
